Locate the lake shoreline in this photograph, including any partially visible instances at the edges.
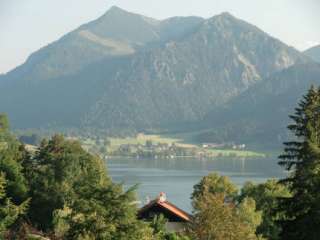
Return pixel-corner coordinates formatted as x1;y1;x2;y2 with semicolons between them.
106;153;267;160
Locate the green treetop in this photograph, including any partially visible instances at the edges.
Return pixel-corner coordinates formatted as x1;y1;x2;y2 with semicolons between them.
0;173;28;238
190;172;262;240
26;134;154;239
0;114;9;132
192;173;238;202
0;114;29;204
278;86;320;240
239;179;290;240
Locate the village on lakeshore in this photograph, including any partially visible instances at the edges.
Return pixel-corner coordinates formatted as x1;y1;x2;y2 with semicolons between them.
75;133;266;159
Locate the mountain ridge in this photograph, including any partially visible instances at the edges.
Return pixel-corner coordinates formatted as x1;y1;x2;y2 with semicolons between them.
197;62;320;148
304;45;320;63
0;7;313;145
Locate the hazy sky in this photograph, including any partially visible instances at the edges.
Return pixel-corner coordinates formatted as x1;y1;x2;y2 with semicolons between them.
1;0;319;74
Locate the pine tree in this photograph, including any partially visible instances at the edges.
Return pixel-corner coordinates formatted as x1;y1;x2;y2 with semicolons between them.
278;86;320;240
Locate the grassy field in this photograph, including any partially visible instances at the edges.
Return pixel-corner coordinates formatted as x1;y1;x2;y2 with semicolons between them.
205;149;266;158
107;133;266;158
109;133;196;148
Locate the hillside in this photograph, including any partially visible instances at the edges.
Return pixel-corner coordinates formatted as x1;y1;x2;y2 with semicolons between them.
0;6;311;140
2;6;203;83
304;45;320;63
82;12;309;131
197;62;320;149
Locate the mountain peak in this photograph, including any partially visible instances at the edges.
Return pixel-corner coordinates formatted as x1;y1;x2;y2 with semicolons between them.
218;12;234;18
201;11;267;37
206;11;238;23
108;5;128;14
100;6;159;25
203;12;239;28
99;6;138;19
92;6;134;24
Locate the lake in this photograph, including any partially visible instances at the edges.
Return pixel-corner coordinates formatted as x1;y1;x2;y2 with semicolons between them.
107;156;285;212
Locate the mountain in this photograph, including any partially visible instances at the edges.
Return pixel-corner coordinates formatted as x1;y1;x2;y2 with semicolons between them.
3;6;203;83
197;62;320;149
81;12;309;131
0;7;310;136
304;45;320;63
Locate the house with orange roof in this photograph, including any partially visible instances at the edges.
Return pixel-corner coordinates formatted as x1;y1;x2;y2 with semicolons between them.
138;192;192;232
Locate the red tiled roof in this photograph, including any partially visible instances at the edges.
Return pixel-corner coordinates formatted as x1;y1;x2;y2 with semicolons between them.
139;198;191;222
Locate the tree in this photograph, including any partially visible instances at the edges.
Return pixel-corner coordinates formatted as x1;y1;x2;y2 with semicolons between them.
0;173;28;238
0;114;9;132
19;133;41;145
190;173;261;240
147;214;191;240
27;135;155;239
165;234;191;240
192;173;238;201
26;135;111;230
237;197;262;234
0;114;29;204
54;185;154;240
239;180;290;240
190;192;259;240
150;214;167;240
277;86;320;240
0;141;29;204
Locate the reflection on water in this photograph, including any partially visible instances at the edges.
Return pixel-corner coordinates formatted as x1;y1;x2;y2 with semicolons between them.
107;157;285;212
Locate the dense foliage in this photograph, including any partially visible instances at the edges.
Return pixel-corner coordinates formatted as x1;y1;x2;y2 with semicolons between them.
239;180;290;240
0;114;156;239
277;86;320;239
0;174;28;239
0;114;29;238
190;173;262;240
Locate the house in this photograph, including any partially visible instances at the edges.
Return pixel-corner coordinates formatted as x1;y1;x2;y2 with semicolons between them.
202;143;225;148
138;192;192;232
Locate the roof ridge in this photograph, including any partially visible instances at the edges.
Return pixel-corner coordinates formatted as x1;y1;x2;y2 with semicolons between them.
158;201;191;221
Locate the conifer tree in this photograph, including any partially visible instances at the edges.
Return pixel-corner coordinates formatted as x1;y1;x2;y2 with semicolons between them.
278;86;320;240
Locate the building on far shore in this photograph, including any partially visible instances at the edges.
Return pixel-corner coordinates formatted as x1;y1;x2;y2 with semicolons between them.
138;192;192;232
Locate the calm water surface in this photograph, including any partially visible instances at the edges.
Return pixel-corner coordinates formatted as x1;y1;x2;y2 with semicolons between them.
107;157;285;212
